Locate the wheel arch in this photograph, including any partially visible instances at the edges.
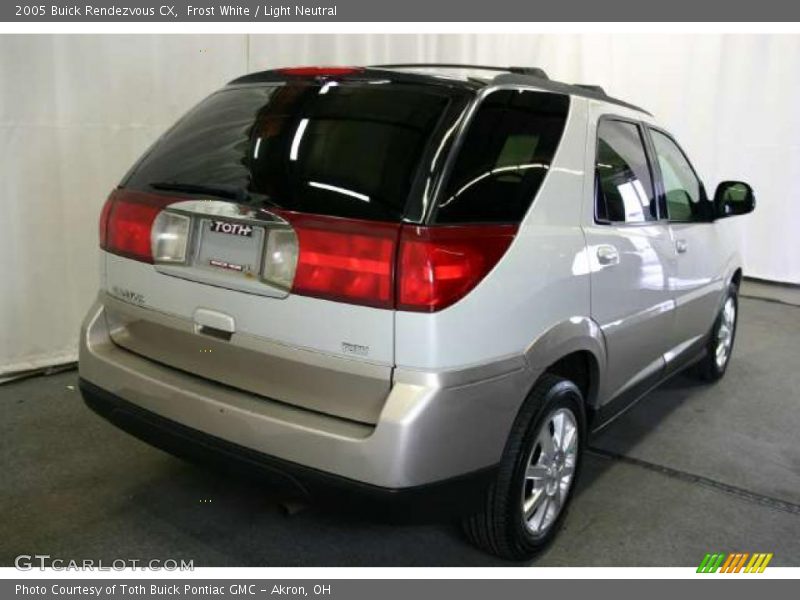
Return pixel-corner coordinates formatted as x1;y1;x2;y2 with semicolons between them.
730;267;743;290
523;316;607;422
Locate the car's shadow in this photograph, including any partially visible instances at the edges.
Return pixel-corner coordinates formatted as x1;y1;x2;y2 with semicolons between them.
576;371;709;493
113;369;711;567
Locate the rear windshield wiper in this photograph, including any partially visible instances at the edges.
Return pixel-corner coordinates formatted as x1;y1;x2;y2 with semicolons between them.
149;181;281;208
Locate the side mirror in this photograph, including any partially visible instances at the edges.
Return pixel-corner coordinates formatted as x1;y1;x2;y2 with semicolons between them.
714;181;755;219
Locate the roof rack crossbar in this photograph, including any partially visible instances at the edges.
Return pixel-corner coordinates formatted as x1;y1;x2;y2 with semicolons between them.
370;63;549;80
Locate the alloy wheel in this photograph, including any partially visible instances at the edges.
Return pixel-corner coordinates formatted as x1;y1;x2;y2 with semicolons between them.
521;407;579;536
715;297;736;370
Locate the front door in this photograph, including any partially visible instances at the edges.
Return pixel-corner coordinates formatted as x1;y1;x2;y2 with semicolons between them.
646;127;727;372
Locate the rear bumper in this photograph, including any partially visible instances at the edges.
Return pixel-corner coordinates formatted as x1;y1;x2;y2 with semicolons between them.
79;298;534;491
80;378;496;518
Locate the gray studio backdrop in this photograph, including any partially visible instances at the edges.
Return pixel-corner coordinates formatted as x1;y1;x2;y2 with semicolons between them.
1;34;799;375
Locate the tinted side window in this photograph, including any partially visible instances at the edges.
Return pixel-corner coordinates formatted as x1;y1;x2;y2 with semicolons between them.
434;90;569;224
595;120;657;224
649;129;704;222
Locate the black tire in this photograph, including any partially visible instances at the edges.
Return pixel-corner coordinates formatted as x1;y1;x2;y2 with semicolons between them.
462;374;586;560
692;284;739;382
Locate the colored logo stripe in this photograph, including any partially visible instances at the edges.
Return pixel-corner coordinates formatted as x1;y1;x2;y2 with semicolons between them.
745;553;773;573
720;553;749;573
697;552;773;573
697;553;725;573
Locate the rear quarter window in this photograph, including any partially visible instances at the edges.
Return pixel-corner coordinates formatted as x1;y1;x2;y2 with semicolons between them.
433;90;569;224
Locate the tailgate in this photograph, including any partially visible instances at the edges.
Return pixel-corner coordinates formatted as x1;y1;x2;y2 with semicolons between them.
102;198;396;425
102;283;392;424
98;78;467;423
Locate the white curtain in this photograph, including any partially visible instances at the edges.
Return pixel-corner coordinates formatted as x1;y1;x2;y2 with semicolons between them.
1;34;798;375
0;35;248;375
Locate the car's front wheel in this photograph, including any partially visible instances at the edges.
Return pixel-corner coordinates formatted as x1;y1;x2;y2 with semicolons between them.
462;374;585;560
693;284;739;381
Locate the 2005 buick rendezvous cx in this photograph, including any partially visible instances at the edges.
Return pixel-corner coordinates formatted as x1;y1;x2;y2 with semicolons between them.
79;64;755;559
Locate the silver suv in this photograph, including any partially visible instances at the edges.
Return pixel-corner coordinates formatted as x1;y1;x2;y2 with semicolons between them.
79;64;755;560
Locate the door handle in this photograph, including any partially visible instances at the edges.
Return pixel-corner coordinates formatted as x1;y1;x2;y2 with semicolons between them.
193;308;235;340
675;239;688;254
596;245;620;266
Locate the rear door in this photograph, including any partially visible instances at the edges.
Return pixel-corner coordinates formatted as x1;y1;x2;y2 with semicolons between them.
584;116;677;406
101;79;467;424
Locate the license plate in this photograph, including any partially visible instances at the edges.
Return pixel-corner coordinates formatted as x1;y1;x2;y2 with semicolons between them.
196;219;265;279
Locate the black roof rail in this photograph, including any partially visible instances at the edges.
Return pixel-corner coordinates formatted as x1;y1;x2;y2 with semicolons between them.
492;73;651;116
370;63;549;79
573;84;606;95
227;64;651;116
508;67;549;79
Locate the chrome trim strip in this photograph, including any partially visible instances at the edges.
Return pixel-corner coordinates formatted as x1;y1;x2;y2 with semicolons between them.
164;199;288;224
153;200;294;299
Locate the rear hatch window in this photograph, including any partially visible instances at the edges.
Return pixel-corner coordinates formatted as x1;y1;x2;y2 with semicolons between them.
124;82;462;222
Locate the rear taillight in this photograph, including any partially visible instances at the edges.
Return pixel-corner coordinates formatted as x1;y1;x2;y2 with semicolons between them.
98;195;113;249
397;224;518;312
277;211;400;309
279;211;516;312
99;189;173;263
98;192;517;311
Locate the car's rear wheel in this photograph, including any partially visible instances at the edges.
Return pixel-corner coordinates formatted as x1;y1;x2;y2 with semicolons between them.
693;285;739;381
462;374;585;560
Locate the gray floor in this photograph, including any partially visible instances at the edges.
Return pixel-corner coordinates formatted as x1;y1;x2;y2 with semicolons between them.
742;278;800;307
1;296;799;566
